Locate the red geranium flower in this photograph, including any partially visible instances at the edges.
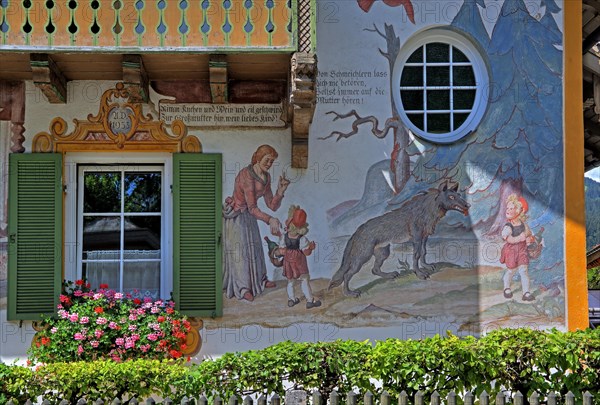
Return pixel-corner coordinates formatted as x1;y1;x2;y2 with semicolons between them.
99;283;109;289
94;307;104;314
75;279;85;286
169;349;182;359
157;316;165;323
133;298;142;305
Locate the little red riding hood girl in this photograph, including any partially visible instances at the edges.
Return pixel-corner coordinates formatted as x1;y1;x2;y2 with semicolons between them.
277;205;321;309
500;194;535;302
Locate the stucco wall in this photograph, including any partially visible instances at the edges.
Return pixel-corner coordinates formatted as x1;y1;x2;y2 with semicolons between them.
0;0;570;362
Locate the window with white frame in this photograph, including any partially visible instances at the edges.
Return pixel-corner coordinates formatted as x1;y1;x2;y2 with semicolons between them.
9;149;222;321
393;29;489;143
78;166;163;299
64;153;173;301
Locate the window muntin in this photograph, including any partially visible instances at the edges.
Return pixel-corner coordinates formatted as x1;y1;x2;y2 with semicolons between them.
78;165;164;299
393;29;489;143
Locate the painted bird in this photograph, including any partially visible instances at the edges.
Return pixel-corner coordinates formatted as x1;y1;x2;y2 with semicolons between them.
357;0;415;23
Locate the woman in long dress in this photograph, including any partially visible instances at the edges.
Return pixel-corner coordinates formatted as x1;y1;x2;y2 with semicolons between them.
223;145;290;302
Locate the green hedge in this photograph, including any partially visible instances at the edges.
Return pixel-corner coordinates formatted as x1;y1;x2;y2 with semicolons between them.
589;267;600;290
1;328;599;404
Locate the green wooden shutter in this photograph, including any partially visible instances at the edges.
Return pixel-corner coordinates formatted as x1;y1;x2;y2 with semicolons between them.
173;153;222;317
8;153;63;321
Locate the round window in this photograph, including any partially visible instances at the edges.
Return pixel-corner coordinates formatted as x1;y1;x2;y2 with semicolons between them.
392;29;489;143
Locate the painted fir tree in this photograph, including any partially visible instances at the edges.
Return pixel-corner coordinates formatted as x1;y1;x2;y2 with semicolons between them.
451;0;490;47
417;0;563;234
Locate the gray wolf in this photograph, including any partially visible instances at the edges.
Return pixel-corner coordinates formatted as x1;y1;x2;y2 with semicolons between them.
328;181;470;297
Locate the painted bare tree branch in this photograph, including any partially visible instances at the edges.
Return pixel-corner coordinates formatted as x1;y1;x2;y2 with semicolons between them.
321;23;411;194
320;110;400;140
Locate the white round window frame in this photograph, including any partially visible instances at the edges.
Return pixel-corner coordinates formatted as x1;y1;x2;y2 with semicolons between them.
392;28;489;144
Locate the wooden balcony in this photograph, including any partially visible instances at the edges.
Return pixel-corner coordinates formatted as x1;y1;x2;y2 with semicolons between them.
0;0;298;51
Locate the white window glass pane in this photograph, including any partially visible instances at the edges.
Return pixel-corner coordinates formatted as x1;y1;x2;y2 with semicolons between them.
401;90;424;111
84;172;121;213
454;113;470;128
407;113;424;130
83;216;121;259
426;66;450;86
124;172;161;213
426;42;449;62
124;216;161;253
401;66;423;87
427;113;451;133
123;261;160;299
454;90;476;110
453;46;469;62
453;66;476;86
84;261;119;290
427;90;450;110
407;46;423;63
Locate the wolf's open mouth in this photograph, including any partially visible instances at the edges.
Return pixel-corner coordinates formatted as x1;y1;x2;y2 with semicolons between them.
454;205;469;215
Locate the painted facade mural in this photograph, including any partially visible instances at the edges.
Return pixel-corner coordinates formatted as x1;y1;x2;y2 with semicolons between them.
210;0;565;336
222;144;290;302
0;0;569;361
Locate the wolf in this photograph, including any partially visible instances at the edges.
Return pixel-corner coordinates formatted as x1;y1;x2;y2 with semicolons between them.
328;181;470;297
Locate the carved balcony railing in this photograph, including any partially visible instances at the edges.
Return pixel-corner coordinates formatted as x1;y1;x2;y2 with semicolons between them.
0;0;298;51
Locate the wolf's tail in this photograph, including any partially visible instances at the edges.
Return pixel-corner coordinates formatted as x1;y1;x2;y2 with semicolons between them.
328;266;346;290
